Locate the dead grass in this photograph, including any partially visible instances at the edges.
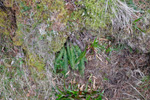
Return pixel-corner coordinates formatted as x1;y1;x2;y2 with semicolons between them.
0;0;150;100
0;60;56;100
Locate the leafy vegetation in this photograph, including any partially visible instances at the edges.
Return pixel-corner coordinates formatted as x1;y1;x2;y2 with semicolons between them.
0;0;150;99
55;76;104;100
56;88;103;100
54;42;87;76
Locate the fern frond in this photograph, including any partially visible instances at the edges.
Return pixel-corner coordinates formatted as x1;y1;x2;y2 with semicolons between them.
75;47;87;65
63;48;68;74
54;47;65;73
70;45;75;69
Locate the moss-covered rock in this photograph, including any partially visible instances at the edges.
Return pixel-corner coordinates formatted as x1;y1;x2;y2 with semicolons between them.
4;0;149;73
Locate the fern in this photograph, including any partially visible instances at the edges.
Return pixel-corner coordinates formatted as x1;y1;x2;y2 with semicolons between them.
54;47;65;73
70;45;75;70
75;47;87;65
54;42;87;75
63;48;68;74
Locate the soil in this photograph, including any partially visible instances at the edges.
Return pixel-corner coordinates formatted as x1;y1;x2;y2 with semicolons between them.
63;47;150;100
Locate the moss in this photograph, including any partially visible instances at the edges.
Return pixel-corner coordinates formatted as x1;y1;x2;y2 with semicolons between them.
27;52;45;72
3;0;13;7
50;32;68;53
72;0;114;30
12;37;23;46
28;0;68;27
15;0;69;52
0;9;11;35
13;0;117;57
12;24;24;46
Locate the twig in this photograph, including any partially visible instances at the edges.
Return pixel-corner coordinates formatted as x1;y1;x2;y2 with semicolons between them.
128;82;146;100
123;93;140;100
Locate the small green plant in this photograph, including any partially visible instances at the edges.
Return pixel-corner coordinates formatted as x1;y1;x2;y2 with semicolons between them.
54;42;87;76
123;0;138;10
89;37;114;55
133;16;146;33
20;1;31;13
140;76;150;90
0;65;5;73
55;83;104;100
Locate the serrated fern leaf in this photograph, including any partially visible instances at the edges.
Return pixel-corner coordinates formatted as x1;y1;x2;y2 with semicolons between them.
78;58;85;75
67;42;71;59
55;47;65;63
54;47;65;73
70;45;75;69
75;47;87;65
63;48;68;74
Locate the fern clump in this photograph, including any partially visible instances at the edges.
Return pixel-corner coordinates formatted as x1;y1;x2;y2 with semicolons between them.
54;42;87;76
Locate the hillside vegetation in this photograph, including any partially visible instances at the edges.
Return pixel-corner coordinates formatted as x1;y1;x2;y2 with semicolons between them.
0;0;150;99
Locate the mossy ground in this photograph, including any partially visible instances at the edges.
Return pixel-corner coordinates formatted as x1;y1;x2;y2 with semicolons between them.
0;0;150;99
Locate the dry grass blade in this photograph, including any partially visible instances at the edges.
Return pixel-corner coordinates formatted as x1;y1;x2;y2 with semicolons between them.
128;82;146;100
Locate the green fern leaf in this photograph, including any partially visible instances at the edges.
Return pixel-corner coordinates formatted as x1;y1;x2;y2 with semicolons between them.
54;47;65;73
70;45;75;69
75;46;87;65
63;48;68;74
